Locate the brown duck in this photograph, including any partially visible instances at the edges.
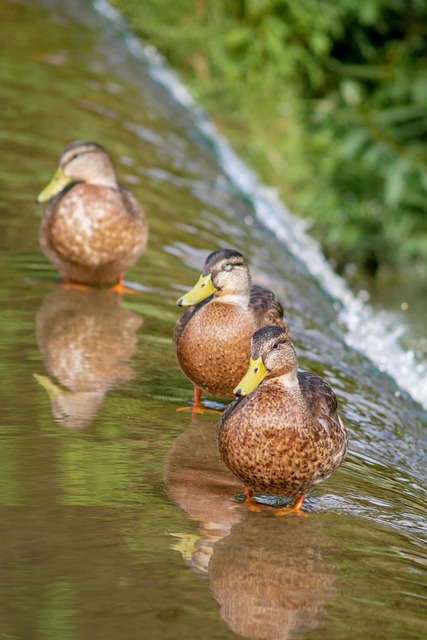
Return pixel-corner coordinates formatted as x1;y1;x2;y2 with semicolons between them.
36;141;148;291
217;325;348;514
174;249;287;412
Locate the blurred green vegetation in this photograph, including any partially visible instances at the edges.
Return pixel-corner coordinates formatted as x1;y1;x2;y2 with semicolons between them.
111;0;427;286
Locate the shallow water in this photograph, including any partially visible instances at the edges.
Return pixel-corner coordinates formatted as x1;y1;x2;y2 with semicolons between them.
0;1;426;639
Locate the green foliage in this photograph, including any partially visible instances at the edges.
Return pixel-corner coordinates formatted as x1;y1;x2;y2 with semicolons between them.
112;0;427;283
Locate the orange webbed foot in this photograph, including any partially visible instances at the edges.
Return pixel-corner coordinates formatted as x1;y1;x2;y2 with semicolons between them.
110;277;139;295
175;405;222;415
229;489;262;513
175;387;222;416
61;279;93;292
274;495;307;517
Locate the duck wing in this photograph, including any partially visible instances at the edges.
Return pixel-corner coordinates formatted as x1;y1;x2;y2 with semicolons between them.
250;285;287;328
297;370;343;431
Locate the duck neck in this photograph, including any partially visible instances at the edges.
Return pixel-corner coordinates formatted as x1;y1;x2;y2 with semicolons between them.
273;370;312;420
86;156;118;189
213;290;250;308
213;270;252;308
275;369;300;391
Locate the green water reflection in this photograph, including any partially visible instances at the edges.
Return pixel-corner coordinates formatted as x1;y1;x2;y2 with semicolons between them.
0;1;425;639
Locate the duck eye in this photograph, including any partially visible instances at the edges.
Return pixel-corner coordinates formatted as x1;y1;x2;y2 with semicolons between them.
223;263;232;272
273;342;279;349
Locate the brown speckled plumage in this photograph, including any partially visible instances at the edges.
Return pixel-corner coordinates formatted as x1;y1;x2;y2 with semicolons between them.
174;249;287;398
217;325;348;504
38;141;148;284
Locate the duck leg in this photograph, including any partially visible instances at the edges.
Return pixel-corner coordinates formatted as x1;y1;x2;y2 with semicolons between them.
275;494;306;516
243;488;261;512
229;488;261;512
111;276;139;295
61;279;92;292
60;276;138;294
176;386;221;415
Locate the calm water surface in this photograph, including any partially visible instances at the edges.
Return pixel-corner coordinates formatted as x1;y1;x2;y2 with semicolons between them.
0;1;426;639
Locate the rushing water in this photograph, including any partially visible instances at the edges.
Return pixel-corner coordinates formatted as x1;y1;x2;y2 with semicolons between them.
0;1;426;639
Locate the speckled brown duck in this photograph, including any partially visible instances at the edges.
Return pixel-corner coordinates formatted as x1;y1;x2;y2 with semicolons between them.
217;325;348;514
174;249;287;412
37;141;148;291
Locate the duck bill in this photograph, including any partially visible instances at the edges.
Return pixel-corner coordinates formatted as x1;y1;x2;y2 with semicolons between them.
36;168;73;203
33;374;62;401
233;356;268;396
177;273;217;307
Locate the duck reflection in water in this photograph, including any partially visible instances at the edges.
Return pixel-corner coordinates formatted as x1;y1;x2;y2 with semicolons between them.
164;414;244;575
209;515;337;640
34;286;142;428
164;417;337;639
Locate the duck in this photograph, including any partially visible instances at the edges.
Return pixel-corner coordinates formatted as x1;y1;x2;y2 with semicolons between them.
217;325;348;514
36;140;148;291
174;249;287;412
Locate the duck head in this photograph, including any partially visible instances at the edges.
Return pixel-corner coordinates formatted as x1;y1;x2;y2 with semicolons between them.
37;140;117;203
234;325;297;396
177;249;252;307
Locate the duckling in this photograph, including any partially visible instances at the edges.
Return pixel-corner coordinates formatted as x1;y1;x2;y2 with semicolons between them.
174;249;287;412
217;325;348;514
36;141;148;291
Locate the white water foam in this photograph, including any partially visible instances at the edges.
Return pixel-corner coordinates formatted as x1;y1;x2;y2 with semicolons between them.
94;0;427;410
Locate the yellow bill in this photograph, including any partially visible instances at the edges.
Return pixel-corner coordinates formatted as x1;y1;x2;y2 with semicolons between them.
33;374;62;401
177;273;217;307
37;167;73;203
233;356;268;396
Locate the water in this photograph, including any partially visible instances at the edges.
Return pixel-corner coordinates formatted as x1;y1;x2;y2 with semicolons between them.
96;0;427;412
0;1;426;639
